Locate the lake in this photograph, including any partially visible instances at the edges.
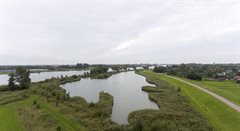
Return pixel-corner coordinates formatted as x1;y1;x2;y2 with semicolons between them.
0;70;87;85
61;71;158;124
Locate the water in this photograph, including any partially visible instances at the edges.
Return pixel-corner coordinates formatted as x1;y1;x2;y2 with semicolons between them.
61;71;158;124
0;70;87;85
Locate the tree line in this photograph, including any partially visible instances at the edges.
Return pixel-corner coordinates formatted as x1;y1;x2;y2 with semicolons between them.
153;64;240;81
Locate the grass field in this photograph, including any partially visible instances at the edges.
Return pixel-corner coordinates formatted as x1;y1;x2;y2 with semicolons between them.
0;79;117;131
180;78;240;106
0;105;24;131
0;72;9;75
131;71;213;131
141;71;240;131
0;93;85;131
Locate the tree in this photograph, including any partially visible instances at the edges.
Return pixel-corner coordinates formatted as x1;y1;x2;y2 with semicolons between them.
186;72;202;81
90;66;108;74
15;67;31;89
8;67;31;90
153;66;166;73
8;73;16;91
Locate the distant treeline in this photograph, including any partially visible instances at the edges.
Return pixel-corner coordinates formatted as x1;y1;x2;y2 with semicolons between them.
0;63;144;71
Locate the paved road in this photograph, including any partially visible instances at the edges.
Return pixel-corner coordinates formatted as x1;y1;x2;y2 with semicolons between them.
166;75;240;112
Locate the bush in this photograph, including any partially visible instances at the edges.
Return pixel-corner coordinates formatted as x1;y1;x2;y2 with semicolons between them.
36;103;40;109
177;87;181;92
133;116;144;131
89;102;97;107
153;66;166;73
90;66;108;74
33;100;37;105
56;126;61;131
151;120;177;131
186;72;202;81
237;80;240;83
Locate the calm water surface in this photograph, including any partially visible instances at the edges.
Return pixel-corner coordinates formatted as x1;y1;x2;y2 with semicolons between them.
61;71;158;124
0;70;87;85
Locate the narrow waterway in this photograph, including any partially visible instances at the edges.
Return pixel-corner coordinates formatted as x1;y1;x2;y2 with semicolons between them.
61;71;158;124
0;70;87;85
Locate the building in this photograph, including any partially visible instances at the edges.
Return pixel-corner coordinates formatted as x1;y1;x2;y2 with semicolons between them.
136;67;144;70
127;67;134;71
148;66;155;70
107;68;114;72
234;76;240;81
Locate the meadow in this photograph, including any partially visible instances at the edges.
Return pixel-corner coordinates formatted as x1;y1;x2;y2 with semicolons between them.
181;78;240;106
141;70;240;131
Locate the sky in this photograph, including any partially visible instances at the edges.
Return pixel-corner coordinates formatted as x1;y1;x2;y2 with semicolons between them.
0;0;239;65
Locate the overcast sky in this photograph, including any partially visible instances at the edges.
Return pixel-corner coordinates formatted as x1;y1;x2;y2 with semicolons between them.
0;0;239;65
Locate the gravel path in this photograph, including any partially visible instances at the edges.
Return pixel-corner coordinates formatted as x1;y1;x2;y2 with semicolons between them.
167;75;240;112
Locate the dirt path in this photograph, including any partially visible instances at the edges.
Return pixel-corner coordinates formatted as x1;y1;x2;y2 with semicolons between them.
167;75;240;112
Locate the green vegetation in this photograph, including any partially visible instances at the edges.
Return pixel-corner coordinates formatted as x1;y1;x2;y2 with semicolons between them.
181;78;240;106
0;72;10;75
8;67;31;91
58;75;81;84
0;79;118;131
142;70;240;131
153;66;166;73
153;64;240;81
2;68;239;130
130;71;213;131
90;66;108;74
186;72;202;81
83;73;112;79
0;105;24;131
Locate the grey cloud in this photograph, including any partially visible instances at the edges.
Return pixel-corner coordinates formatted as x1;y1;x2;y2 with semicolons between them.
1;0;239;64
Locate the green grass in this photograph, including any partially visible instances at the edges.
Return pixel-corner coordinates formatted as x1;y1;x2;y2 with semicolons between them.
20;95;84;131
0;105;24;131
180;78;240;106
0;72;9;75
129;71;213;131
142;71;240;131
0;93;84;131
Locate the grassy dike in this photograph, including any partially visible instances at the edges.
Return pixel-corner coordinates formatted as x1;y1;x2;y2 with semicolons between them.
140;70;240;131
128;70;213;131
179;78;240;106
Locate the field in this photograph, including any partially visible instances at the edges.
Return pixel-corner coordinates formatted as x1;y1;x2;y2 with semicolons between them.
140;70;240;131
0;80;117;131
131;71;212;131
1;70;239;130
180;78;240;106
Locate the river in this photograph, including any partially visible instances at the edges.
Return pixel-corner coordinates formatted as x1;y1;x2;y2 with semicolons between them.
61;71;158;124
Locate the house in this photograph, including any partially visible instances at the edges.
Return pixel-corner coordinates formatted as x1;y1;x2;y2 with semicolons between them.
136;67;144;70
127;67;134;71
234;76;240;83
226;70;233;74
107;68;114;72
216;73;226;81
148;66;155;70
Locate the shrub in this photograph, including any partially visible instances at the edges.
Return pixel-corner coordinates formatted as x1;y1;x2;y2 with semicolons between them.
33;100;37;105
36;103;40;109
177;87;181;92
151;120;177;131
133;116;144;131
186;72;202;81
56;126;61;131
153;66;166;73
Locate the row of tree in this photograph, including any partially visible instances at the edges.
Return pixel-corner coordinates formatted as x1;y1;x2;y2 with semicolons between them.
153;64;240;81
90;66;108;74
